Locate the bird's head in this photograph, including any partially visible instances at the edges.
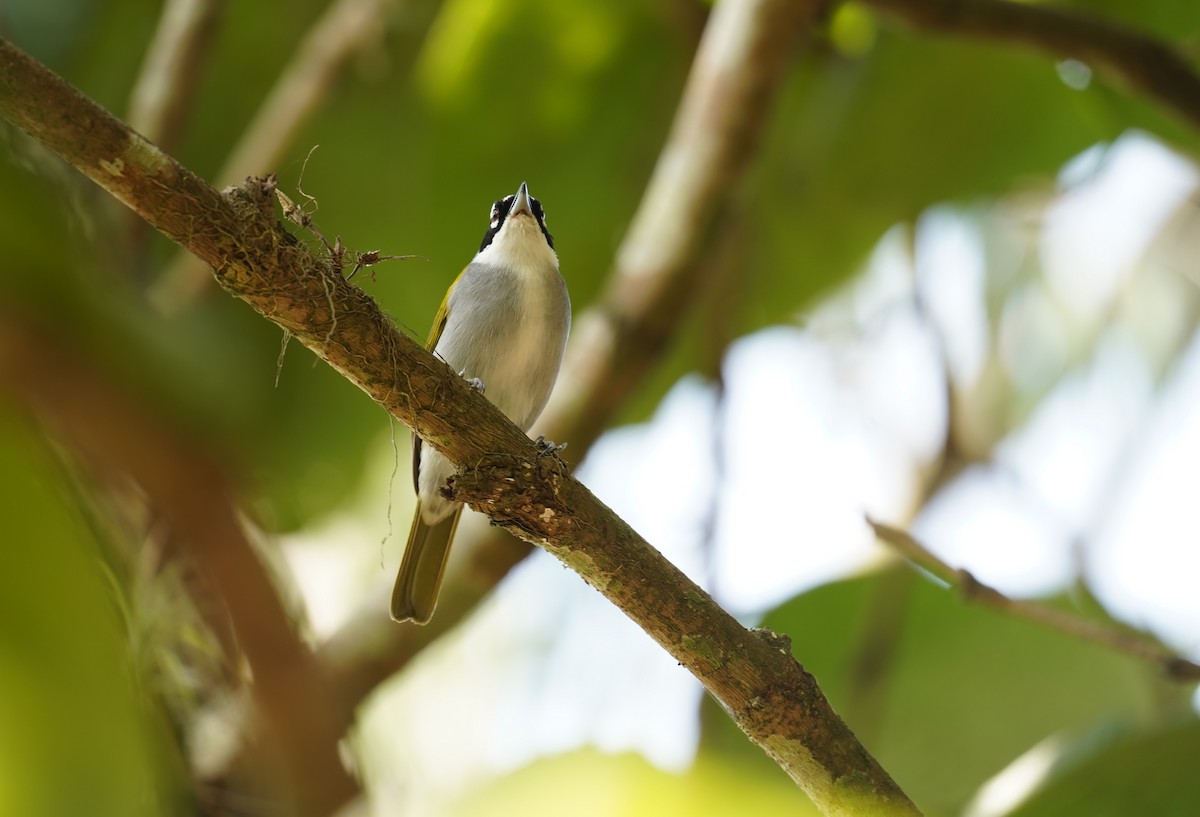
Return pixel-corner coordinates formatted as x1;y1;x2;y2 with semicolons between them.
474;181;557;269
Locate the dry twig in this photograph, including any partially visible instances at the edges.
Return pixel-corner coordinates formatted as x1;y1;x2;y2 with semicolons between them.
868;518;1200;682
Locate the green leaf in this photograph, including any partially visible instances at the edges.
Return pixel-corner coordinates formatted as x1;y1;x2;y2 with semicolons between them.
626;15;1200;418
1007;720;1200;817
1061;0;1200;42
747;24;1174;325
0;409;180;817
448;749;818;817
699;568;1175;814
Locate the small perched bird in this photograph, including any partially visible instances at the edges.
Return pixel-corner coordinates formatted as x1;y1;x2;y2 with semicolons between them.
391;182;571;624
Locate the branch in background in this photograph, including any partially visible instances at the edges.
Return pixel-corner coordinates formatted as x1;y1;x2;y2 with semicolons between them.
152;0;398;310
319;0;817;728
0;29;921;816
868;518;1200;682
127;0;225;152
695;220;747;595
841;251;981;742
0;316;358;817
862;0;1200;132
216;0;393;186
121;0;226;278
666;0;710;50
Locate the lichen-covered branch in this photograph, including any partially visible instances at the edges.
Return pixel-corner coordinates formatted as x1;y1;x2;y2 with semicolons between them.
0;32;919;817
153;0;401;309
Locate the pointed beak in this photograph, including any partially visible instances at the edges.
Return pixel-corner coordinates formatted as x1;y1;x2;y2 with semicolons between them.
510;181;533;218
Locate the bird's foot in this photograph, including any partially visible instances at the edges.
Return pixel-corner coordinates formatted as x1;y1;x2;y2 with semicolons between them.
534;435;568;456
459;371;485;393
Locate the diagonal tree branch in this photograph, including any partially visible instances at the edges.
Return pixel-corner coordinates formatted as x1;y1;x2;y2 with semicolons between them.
868;518;1200;682
861;0;1200;132
0;22;919;816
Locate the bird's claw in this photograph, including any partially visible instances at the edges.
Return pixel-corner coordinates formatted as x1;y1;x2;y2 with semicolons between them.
535;435;568;456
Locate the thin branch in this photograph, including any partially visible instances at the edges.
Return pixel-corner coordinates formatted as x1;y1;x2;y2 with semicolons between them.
0;29;920;816
840;253;978;740
667;0;710;49
861;0;1200;132
152;0;397;309
0;315;358;817
696;220;746;596
867;518;1200;682
216;0;392;187
319;0;817;728
127;0;225;152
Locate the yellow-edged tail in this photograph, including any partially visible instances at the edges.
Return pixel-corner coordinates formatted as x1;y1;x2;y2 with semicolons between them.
390;503;463;624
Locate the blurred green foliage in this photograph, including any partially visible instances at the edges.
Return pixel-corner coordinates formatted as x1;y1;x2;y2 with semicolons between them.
2;0;1199;814
0;409;181;817
1066;0;1200;40
448;749;818;817
1008;720;1200;817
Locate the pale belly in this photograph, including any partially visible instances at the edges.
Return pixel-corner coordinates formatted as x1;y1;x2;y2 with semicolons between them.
417;260;570;522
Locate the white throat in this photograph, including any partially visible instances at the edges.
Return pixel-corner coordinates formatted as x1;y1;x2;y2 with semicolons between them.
474;215;558;272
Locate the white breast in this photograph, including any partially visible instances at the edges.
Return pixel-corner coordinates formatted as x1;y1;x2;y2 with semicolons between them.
417;211;570;520
434;214;569;429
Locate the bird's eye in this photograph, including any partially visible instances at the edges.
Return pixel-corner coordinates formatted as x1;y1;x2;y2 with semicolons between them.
492;196;516;228
532;198;548;227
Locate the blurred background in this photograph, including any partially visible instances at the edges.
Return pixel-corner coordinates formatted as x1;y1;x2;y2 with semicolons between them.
2;0;1200;815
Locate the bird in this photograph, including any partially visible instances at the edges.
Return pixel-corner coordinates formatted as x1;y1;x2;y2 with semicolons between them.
391;182;571;624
